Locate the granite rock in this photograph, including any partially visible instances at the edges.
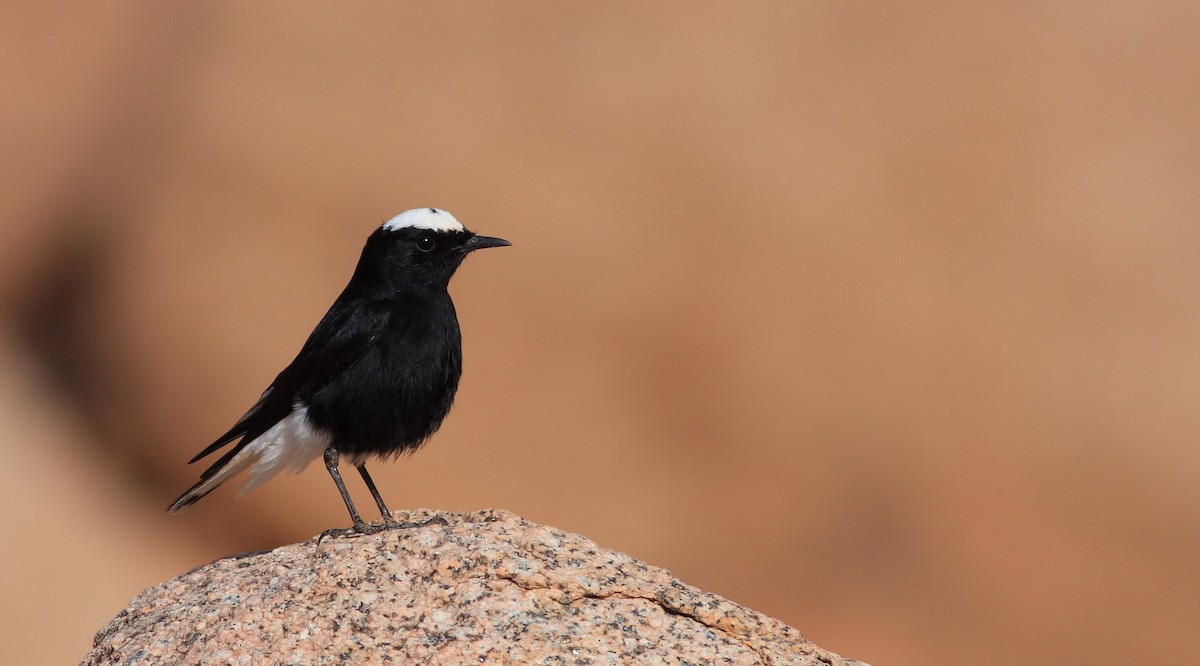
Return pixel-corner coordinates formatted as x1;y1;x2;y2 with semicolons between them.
83;509;864;665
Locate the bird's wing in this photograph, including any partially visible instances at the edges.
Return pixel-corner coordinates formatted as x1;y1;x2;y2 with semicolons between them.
187;296;392;465
185;386;275;463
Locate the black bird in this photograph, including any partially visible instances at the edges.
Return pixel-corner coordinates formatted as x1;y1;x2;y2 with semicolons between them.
168;208;509;532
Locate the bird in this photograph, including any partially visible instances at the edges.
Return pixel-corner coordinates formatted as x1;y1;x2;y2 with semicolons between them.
168;208;509;533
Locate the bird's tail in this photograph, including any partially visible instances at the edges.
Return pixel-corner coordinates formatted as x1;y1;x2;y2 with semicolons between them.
167;446;258;513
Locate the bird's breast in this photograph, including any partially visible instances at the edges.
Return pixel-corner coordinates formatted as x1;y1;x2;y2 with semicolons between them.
307;311;463;457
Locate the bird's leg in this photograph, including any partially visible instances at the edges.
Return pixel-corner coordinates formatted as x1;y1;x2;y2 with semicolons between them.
323;446;373;533
354;462;450;530
354;462;401;527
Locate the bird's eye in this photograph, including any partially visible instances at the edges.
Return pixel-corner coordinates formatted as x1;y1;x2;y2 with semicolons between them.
416;236;436;253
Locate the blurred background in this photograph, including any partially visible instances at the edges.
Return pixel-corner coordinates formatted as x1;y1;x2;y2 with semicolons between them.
3;3;1199;665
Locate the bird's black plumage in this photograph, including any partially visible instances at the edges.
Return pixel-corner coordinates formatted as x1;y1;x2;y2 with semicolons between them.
168;209;508;531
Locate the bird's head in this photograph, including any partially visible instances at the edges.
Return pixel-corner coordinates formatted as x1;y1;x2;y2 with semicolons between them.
354;208;510;292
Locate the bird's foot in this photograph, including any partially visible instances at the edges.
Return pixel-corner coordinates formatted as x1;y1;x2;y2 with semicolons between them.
317;515;447;543
378;512;449;530
393;515;449;530
316;527;350;544
353;519;388;534
316;520;387;543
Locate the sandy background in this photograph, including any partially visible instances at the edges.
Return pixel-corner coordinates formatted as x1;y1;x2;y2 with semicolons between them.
2;4;1198;665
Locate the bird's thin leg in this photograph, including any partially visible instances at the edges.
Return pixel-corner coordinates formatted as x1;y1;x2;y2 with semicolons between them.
324;446;372;533
354;461;449;530
355;462;400;526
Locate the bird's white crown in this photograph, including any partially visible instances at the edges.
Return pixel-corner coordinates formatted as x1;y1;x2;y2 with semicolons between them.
382;208;464;233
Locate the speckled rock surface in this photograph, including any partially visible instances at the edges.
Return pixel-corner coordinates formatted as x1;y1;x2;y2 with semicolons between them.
83;509;864;665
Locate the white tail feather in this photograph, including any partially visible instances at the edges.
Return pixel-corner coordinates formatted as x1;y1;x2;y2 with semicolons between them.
170;407;329;512
238;406;330;494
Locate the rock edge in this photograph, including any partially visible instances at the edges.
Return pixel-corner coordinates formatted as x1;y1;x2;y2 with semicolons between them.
83;509;866;665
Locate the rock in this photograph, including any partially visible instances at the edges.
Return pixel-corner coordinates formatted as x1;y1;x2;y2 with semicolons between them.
83;509;864;665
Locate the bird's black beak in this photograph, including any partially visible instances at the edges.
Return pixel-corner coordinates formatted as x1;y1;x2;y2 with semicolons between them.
461;235;511;253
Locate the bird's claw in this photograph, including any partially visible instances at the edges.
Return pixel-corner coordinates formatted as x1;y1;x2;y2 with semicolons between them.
316;521;382;544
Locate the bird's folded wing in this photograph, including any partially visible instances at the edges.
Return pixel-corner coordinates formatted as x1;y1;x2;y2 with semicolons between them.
187;298;393;464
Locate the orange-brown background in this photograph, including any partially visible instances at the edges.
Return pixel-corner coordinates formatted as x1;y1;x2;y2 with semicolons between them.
3;4;1198;665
